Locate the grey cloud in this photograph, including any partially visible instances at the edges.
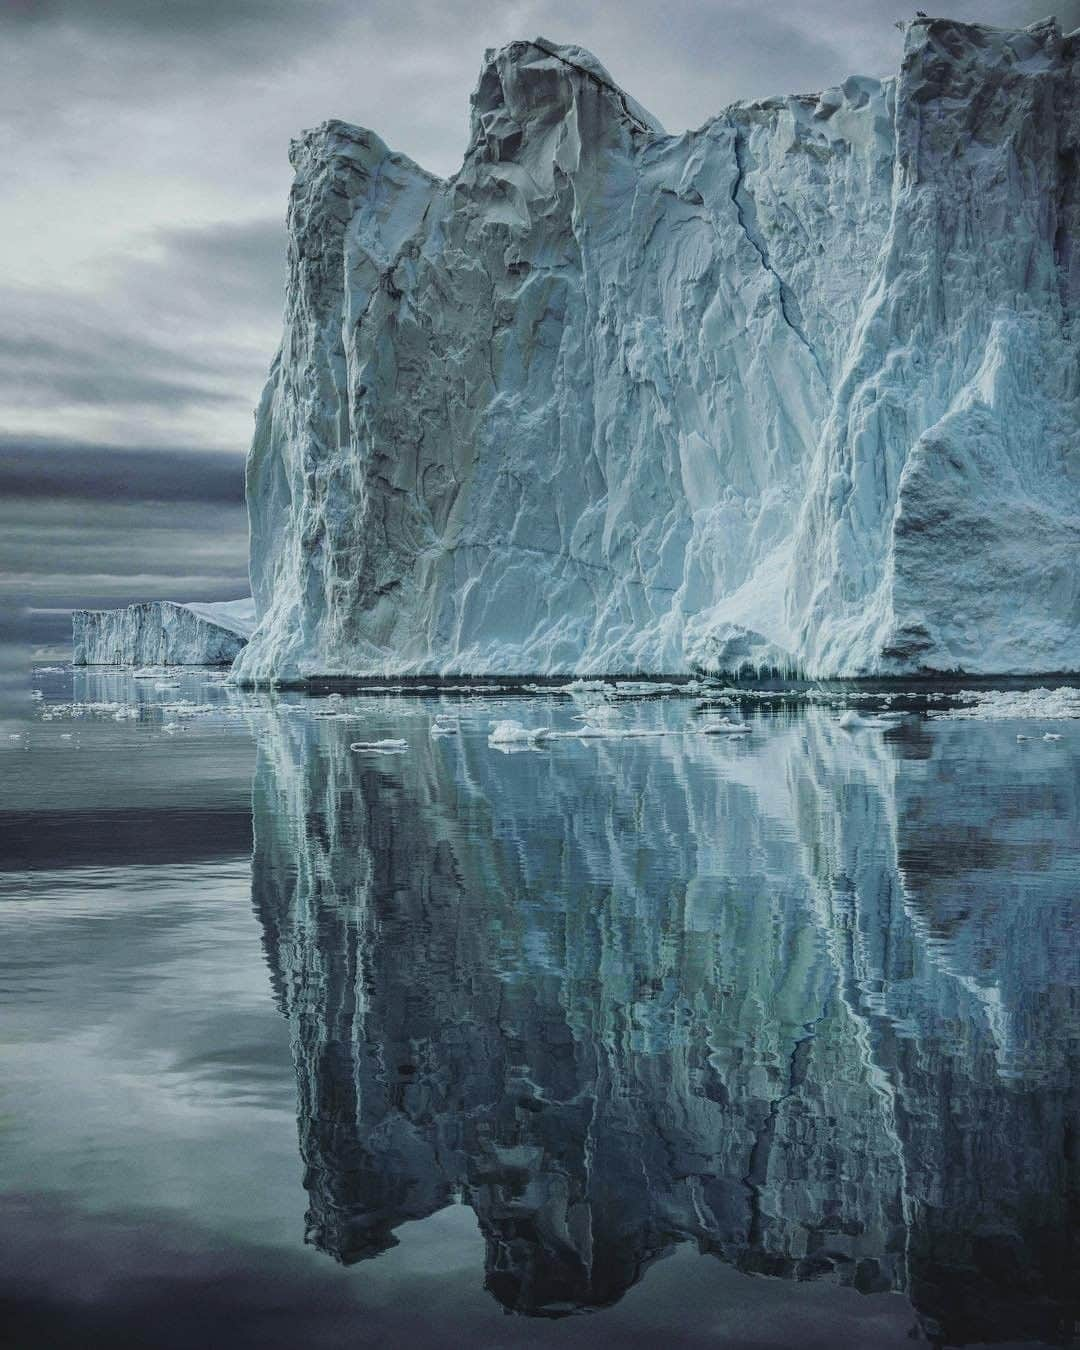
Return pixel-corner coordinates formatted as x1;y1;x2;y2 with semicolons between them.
0;438;245;503
0;336;240;411
0;0;356;66
144;218;288;323
0;215;284;441
0;496;249;637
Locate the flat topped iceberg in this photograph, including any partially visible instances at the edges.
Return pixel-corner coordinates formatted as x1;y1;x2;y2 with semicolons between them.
73;598;255;667
233;17;1080;683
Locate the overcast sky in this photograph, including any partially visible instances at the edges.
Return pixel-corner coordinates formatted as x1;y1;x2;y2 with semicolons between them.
2;0;1077;648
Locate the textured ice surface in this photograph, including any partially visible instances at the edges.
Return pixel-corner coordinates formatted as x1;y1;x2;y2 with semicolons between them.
235;18;1080;682
73;598;255;666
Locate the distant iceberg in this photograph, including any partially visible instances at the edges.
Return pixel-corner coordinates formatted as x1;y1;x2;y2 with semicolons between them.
72;598;255;667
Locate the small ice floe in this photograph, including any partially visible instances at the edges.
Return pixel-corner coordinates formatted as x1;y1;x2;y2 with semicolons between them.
350;738;407;753
1044;732;1063;741
549;724;663;739
430;715;459;737
162;722;180;733
838;710;892;730
702;718;752;735
488;719;547;745
29;689;43;702
550;679;609;695
59;732;73;740
7;733;21;741
32;666;65;674
154;681;180;691
113;706;139;721
611;680;679;697
1016;733;1031;741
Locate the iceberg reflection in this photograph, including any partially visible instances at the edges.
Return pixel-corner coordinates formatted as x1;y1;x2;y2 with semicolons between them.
250;699;1079;1343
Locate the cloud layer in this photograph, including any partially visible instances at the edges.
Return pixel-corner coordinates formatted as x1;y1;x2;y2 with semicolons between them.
4;0;1075;456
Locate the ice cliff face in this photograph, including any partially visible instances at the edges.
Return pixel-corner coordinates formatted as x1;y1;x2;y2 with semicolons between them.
73;598;255;666
236;17;1080;681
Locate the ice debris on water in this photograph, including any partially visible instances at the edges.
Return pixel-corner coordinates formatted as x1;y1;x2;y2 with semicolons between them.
349;739;408;753
547;725;666;739
933;687;1080;721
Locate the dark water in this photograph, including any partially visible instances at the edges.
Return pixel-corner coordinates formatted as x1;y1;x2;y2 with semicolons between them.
2;663;1078;1349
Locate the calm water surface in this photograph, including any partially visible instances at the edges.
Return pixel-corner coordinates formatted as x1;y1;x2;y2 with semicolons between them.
1;664;1077;1348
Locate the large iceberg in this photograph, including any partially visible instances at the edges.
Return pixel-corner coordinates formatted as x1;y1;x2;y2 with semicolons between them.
234;17;1079;683
72;598;255;666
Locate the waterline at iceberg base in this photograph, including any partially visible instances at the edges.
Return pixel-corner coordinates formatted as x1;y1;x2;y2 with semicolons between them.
231;15;1080;685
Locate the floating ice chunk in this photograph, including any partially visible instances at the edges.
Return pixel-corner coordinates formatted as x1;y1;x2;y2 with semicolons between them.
547;724;666;739
838;710;892;730
611;681;679;698
350;738;407;752
1044;732;1062;741
702;718;752;735
154;682;181;690
488;720;548;744
430;716;459;737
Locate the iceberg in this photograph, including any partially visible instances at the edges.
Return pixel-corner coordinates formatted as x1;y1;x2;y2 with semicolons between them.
184;17;1078;681
72;598;255;667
